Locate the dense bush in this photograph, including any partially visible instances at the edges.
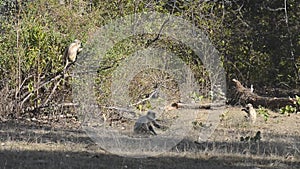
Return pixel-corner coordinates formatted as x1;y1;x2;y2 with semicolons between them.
0;0;299;116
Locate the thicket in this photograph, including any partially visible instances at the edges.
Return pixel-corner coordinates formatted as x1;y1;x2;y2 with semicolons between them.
0;0;299;117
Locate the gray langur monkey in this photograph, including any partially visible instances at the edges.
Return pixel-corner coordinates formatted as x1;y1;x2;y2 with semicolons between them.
63;39;83;71
134;110;161;135
242;103;257;124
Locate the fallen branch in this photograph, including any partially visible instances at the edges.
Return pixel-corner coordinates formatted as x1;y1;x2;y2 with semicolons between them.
169;102;225;110
232;79;296;109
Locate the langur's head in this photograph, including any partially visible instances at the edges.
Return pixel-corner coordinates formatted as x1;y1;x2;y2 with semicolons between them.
147;110;156;120
73;39;82;47
246;103;253;109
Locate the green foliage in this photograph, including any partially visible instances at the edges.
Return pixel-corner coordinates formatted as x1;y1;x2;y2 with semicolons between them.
280;105;297;115
95;34;209;109
279;95;300;114
0;0;96;113
191;92;204;102
295;95;300;105
0;0;299;115
257;106;270;122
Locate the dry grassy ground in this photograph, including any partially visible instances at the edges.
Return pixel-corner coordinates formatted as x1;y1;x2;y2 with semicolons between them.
0;106;299;169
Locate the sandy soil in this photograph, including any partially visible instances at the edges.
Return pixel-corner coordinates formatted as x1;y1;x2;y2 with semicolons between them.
0;106;299;169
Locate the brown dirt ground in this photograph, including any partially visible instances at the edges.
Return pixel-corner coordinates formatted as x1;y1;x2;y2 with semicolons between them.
0;106;299;169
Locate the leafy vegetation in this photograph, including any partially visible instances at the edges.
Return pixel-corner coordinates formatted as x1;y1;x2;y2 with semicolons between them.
0;0;299;117
257;105;270;122
280;105;297;114
279;95;300;114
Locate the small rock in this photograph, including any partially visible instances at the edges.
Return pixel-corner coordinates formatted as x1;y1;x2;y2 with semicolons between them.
66;113;73;118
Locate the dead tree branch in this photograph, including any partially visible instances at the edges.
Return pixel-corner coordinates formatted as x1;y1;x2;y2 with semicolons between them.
232;79;295;109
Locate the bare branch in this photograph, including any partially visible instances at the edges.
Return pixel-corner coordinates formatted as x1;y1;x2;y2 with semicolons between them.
43;78;63;106
130;90;158;106
266;7;285;11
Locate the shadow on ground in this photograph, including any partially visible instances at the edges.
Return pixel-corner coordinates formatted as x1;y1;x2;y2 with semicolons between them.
1;149;297;169
0;121;299;169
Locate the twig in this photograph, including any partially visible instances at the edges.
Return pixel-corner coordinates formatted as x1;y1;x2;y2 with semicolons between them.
146;18;170;47
101;106;136;116
20;73;63;101
130;90;158;106
16;74;33;97
43;78;63;106
20;93;33;111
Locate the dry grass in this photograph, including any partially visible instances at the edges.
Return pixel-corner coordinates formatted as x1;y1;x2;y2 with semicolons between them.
0;106;300;169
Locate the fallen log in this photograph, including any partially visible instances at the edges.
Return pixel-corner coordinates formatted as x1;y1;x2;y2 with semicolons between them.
232;79;296;109
165;102;225;111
